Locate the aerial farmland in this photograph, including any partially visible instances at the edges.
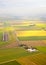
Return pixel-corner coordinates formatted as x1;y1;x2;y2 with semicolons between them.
0;20;46;65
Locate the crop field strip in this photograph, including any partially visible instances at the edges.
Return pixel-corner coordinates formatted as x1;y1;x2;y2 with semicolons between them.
16;30;46;41
18;36;46;41
17;53;46;65
12;23;46;31
20;40;46;47
14;25;44;31
16;30;46;37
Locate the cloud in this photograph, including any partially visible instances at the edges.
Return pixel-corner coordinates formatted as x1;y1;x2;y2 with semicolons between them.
0;0;46;16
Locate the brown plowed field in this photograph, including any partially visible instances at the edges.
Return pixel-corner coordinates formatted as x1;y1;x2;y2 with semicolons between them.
20;40;46;47
17;53;46;65
4;42;19;48
0;41;19;49
1;40;46;49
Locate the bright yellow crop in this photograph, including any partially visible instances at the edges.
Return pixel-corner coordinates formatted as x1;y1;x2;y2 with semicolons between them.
16;30;46;37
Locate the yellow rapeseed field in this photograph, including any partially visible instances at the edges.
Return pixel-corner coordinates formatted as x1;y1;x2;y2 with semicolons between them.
36;23;46;27
16;30;46;37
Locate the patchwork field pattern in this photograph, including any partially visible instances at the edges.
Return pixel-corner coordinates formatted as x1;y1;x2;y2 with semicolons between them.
0;20;46;65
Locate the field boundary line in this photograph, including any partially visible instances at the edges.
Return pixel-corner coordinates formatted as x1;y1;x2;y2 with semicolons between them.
0;59;16;64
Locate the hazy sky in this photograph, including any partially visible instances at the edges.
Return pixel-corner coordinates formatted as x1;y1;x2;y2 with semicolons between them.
0;0;46;16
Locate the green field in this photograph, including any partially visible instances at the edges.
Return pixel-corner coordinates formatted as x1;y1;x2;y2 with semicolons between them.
0;47;31;64
0;47;46;65
18;36;46;41
36;46;46;53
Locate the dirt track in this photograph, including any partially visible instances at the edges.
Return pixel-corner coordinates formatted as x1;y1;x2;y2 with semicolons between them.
20;40;46;47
